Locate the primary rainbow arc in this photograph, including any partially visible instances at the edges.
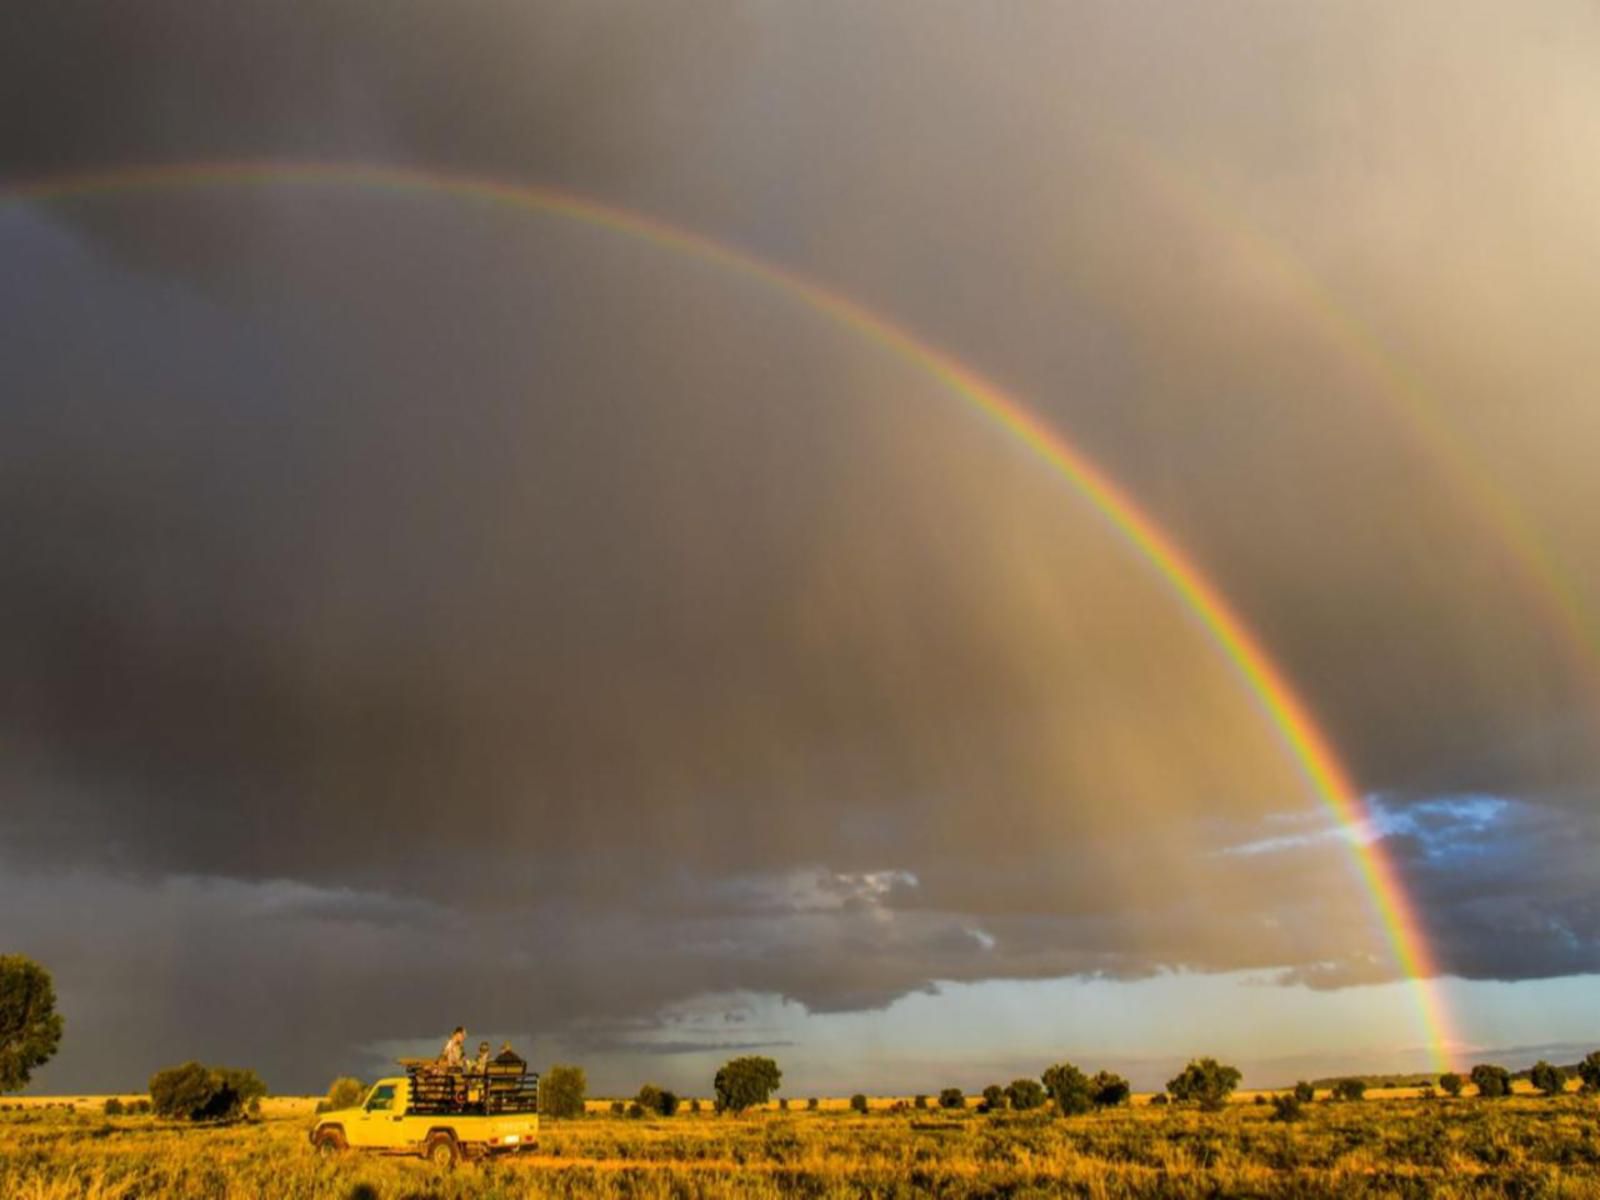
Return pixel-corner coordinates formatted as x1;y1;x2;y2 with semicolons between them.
3;160;1457;1071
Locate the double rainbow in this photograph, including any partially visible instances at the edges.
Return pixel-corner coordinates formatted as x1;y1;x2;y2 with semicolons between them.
3;160;1457;1070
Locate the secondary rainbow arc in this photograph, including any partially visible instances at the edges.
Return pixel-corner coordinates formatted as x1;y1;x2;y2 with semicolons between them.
3;160;1458;1071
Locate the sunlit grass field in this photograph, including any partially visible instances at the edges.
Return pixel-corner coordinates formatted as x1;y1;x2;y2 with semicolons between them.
5;1092;1600;1198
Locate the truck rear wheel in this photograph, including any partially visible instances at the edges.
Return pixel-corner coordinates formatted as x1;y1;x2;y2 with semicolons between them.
424;1132;459;1168
314;1128;347;1155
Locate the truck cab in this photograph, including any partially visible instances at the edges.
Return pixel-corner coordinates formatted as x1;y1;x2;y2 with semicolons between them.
311;1060;539;1166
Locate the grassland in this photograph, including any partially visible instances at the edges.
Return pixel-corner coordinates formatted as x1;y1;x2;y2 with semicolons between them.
4;1091;1600;1198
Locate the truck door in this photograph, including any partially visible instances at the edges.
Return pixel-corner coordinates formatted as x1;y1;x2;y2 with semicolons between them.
348;1082;400;1146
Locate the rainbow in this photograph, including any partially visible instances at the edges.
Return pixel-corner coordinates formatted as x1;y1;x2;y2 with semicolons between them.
2;160;1457;1069
1116;142;1600;700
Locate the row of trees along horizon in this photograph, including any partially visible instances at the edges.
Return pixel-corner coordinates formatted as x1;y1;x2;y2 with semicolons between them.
6;956;1600;1122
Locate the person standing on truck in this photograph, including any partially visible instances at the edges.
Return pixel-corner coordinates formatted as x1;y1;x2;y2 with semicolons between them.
440;1027;466;1069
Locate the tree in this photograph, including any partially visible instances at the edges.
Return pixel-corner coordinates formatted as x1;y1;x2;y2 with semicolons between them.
1293;1081;1316;1103
849;1093;868;1114
149;1062;263;1121
1090;1071;1131;1109
1578;1052;1600;1094
1332;1078;1366;1102
913;1094;929;1110
316;1077;367;1113
938;1087;965;1110
541;1065;587;1119
1166;1058;1241;1112
1530;1061;1566;1097
658;1090;682;1117
1042;1062;1092;1116
103;1097;125;1116
1470;1064;1512;1099
1148;1092;1169;1107
978;1084;1006;1113
806;1097;819;1111
0;956;64;1093
713;1056;781;1114
1438;1072;1463;1097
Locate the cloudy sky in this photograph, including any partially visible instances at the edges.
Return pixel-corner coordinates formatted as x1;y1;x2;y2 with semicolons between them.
4;1;1599;1095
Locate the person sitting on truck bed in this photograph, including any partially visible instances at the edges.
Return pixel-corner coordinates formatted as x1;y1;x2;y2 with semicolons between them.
493;1042;525;1069
473;1042;491;1073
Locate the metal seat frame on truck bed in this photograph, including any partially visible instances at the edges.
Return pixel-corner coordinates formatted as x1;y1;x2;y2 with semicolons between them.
396;1057;539;1116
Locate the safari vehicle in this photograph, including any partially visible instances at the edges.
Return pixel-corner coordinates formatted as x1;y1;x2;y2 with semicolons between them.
310;1058;539;1166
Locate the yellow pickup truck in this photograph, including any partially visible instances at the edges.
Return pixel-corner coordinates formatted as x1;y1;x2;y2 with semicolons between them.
310;1060;539;1166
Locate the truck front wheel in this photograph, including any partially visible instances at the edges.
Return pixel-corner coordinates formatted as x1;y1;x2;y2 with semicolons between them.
314;1128;347;1155
424;1132;459;1169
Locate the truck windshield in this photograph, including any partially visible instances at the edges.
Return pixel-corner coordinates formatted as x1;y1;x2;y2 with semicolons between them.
365;1085;396;1112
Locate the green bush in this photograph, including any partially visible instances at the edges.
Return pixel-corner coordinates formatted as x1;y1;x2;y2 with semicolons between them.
1471;1064;1512;1099
713;1057;781;1114
1006;1079;1045;1111
979;1084;1005;1113
1090;1071;1131;1109
1270;1094;1303;1123
102;1097;124;1116
1293;1081;1315;1103
1042;1062;1091;1116
913;1094;928;1110
148;1062;265;1121
1166;1058;1241;1112
541;1065;587;1119
1577;1051;1600;1093
1439;1072;1463;1097
849;1093;868;1114
315;1077;366;1114
1332;1078;1367;1102
938;1087;964;1110
1530;1061;1566;1097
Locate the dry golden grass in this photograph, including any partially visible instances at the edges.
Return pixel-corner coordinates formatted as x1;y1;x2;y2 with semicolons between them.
4;1091;1599;1198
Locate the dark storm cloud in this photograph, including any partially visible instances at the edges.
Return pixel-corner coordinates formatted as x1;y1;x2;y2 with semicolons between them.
6;2;1600;1091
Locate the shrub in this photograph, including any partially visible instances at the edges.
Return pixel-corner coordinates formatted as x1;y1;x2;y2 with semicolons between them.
806;1097;818;1111
979;1084;1005;1113
1471;1064;1512;1099
1148;1092;1169;1106
690;1098;703;1114
149;1062;265;1121
849;1093;868;1114
1332;1078;1367;1102
777;1096;788;1112
103;1097;124;1116
1578;1051;1600;1094
609;1100;625;1116
637;1084;678;1116
938;1087;964;1110
626;1101;644;1119
1439;1072;1464;1097
316;1077;366;1114
541;1065;587;1119
1293;1081;1315;1103
713;1056;781;1114
1090;1071;1131;1109
1042;1062;1091;1116
1530;1061;1566;1097
1270;1094;1304;1123
913;1093;928;1110
1006;1078;1046;1111
130;1099;151;1115
1166;1058;1242;1112
0;956;64;1093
